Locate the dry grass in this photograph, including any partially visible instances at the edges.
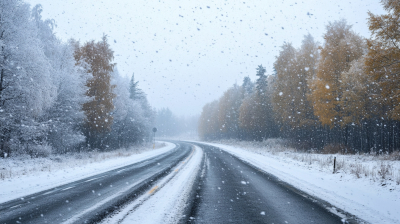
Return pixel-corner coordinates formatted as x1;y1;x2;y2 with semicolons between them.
0;142;161;180
395;171;400;185
322;143;351;154
214;139;400;185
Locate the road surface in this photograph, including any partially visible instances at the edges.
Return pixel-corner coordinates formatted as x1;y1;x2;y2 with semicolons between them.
0;143;191;224
186;142;344;224
1;142;352;224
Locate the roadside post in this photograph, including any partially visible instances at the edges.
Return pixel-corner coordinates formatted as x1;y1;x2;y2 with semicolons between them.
333;156;336;173
152;127;157;149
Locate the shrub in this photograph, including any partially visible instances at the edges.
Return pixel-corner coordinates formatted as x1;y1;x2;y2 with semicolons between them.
322;143;351;154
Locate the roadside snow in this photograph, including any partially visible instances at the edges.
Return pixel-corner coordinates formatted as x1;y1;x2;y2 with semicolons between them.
102;145;203;224
0;142;175;204
191;141;400;224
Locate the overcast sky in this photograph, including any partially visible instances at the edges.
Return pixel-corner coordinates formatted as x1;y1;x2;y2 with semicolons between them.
25;0;384;117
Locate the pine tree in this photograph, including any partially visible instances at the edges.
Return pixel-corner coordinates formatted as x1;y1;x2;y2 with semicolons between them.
255;65;267;93
129;73;145;101
109;69;153;147
238;65;277;141
241;76;254;98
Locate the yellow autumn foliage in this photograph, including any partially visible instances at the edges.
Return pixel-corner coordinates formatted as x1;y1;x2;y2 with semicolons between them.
310;20;364;128
365;0;400;120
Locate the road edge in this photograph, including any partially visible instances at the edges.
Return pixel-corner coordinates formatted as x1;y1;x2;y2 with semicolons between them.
188;141;367;224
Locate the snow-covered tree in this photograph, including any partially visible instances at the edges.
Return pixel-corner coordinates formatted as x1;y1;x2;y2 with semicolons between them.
74;35;116;149
0;1;55;157
28;6;89;153
129;73;145;101
108;69;154;148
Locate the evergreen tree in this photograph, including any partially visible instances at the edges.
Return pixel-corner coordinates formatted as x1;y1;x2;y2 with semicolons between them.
109;69;153;148
238;65;277;141
255;65;267;93
129;73;145;101
241;76;254;98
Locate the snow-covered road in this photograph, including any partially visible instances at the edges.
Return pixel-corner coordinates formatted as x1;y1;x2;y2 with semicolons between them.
190;141;400;224
102;144;203;224
2;140;397;224
103;141;347;224
0;142;176;204
0;142;192;223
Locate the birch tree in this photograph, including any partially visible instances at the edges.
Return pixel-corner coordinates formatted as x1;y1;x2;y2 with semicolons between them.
0;1;54;156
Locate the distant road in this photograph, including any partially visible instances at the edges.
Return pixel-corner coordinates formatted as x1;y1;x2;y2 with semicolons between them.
186;142;344;224
0;143;191;224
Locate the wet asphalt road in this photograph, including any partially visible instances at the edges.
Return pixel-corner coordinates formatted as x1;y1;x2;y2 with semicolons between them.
0;143;191;224
1;141;350;224
187;143;344;224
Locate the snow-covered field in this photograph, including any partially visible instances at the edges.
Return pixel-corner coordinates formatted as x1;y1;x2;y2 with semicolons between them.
0;142;175;204
102;145;203;224
193;140;400;224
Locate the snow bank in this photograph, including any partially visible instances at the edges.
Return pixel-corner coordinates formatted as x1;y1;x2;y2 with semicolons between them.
0;142;175;204
192;140;400;224
102;145;203;224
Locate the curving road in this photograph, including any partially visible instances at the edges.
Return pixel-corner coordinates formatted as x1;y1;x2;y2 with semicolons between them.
0;143;191;224
186;142;346;224
1;141;355;224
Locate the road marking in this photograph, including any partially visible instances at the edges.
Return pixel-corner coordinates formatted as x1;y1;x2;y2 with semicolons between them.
62;186;74;191
148;186;158;194
84;177;100;182
10;204;21;209
117;168;126;173
84;175;108;182
175;168;179;172
42;189;59;195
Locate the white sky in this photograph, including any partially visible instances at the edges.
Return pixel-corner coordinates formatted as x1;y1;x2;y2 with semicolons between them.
25;0;385;117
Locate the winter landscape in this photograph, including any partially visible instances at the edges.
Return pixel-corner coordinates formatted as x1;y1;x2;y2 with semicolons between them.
1;0;399;223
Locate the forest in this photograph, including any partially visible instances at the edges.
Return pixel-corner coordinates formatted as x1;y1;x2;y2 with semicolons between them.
199;1;400;153
0;0;155;157
155;108;198;138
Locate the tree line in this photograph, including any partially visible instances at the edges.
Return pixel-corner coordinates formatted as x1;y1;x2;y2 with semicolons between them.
155;108;198;137
199;0;400;153
0;0;154;157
